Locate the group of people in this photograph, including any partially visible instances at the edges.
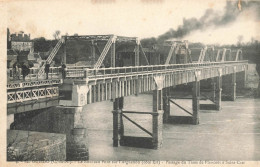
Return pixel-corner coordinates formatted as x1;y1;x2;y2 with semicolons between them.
12;62;30;81
11;62;67;81
44;63;67;79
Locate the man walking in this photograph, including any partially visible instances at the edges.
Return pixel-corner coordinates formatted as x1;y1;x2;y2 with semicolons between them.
21;63;29;81
45;63;50;79
61;63;66;79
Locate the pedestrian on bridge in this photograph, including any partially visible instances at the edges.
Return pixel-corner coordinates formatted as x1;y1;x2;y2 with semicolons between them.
61;63;66;79
12;62;19;80
21;63;29;81
45;63;50;79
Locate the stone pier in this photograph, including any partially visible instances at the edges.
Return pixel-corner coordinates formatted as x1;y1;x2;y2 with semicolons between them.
11;106;89;161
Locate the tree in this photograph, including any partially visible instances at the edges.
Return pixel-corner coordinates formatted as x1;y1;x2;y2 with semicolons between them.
53;30;61;40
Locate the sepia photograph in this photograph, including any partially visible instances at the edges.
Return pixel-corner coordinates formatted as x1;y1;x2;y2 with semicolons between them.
1;0;260;165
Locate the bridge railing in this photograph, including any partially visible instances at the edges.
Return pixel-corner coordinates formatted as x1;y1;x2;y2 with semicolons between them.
7;86;59;104
7;67;61;82
65;60;248;79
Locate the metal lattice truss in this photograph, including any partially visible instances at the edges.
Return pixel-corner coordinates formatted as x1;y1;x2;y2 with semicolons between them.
38;38;64;76
165;41;192;64
7;79;62;90
7;86;59;104
198;47;243;63
64;34;142;69
64;35;137;42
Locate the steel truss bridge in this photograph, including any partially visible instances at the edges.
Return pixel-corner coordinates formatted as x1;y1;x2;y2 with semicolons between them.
65;61;247;104
7;34;248;152
7;61;247;113
6;34;247;117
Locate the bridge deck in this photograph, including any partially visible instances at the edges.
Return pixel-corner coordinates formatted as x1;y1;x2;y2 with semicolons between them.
7;61;248;113
62;61;247;105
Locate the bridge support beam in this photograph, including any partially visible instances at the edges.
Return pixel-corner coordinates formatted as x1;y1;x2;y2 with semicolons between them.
63;37;66;64
111;40;116;67
135;78;141;96
118;76;164;149
215;75;222;111
135;39;140;66
163;72;200;125
212;81;216;102
163;87;170;123
91;40;96;67
152;89;164;148
112;97;124;147
152;76;164;148
231;73;236;101
192;80;200;125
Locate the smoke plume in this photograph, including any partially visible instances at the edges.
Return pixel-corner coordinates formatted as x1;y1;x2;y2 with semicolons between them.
143;0;260;44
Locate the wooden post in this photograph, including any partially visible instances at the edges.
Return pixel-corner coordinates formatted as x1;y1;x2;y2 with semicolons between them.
135;78;140;96
231;73;236;101
135;39;139;66
152;89;163;149
163;88;170;123
63;37;67;64
97;84;100;102
112;97;124;147
192;80;200;125
215;76;222;111
93;85;96;103
211;78;216;103
112;82;117;100
111;40;116;67
152;76;164;149
92;40;96;67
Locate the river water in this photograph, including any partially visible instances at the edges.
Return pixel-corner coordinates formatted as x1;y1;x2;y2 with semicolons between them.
83;93;260;160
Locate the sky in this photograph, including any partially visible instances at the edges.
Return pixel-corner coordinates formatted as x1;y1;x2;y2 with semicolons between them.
5;0;260;45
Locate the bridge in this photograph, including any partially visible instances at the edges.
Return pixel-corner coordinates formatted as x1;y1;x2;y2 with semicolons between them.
7;34;248;161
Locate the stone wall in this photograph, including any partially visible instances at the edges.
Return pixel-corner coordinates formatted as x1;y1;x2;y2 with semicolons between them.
7;130;66;161
11;106;89;161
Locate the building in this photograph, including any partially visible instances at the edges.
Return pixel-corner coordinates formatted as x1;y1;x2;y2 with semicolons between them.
8;31;44;67
10;31;34;52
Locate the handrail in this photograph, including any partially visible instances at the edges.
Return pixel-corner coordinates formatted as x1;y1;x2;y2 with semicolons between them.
65;60;248;79
7;67;61;82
